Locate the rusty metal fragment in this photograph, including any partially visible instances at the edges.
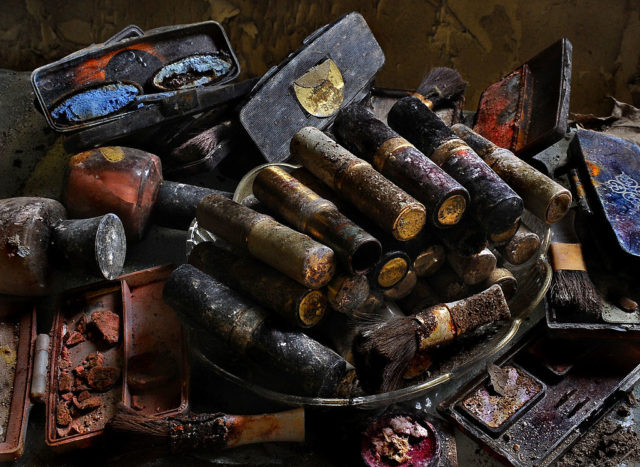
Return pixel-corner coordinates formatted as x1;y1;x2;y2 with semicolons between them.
473;38;572;158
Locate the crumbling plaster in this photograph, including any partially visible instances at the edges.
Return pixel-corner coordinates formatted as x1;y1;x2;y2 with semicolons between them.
2;0;639;115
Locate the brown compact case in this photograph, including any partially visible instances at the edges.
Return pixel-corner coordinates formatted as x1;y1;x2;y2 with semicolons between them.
0;266;188;460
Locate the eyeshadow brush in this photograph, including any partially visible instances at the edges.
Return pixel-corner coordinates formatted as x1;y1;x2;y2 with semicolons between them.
353;284;510;393
110;405;305;453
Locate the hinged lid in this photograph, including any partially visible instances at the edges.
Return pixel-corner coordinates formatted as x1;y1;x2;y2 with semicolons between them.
239;12;385;162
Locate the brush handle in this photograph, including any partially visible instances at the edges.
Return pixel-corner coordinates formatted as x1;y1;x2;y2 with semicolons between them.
168;408;305;452
414;284;510;350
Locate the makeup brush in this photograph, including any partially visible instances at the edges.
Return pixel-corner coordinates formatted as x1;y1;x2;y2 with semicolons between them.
353;284;510;393
548;183;601;320
415;67;467;109
110;405;305;453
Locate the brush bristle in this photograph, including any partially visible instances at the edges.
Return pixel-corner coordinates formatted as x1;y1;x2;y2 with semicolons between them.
549;270;602;319
109;404;171;441
170;127;219;163
416;67;467;106
352;316;418;393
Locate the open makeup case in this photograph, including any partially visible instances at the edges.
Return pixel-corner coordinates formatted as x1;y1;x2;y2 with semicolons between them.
0;266;188;460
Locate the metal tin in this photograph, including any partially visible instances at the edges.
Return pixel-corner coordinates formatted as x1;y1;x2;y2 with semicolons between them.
0;302;36;461
473;38;572;159
239;12;384;162
0;266;188;458
291;127;426;241
31;21;240;133
47;266;189;450
440;325;640;466
571;129;640;260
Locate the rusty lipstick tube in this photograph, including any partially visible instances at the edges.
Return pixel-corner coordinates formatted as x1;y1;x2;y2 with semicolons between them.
387;97;523;234
383;268;418;301
332;104;469;229
164;264;354;397
495;222;540;265
253;166;381;274
290;127;426;242
326;272;370;316
368;250;411;290
452;124;572;224
482;267;518;300
189;242;327;328
446;247;497;286
196;193;335;289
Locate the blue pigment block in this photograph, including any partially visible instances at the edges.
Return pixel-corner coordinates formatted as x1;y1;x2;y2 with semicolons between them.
572;129;640;258
51;82;140;123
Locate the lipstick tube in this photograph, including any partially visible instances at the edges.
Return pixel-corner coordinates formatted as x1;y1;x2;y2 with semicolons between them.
189;242;327;328
452;124;571;224
332;104;469;229
387;97;523;234
291;127;426;241
197;193;336;289
253;166;381;274
164;264;354;397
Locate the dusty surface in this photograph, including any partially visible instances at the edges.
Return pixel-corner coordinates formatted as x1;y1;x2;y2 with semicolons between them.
2;0;640;115
556;405;640;466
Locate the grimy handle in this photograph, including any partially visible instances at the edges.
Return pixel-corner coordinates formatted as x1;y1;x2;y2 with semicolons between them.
414;284;510;351
168;408;305;453
452;124;571;225
333;104;469;229
50;214;126;280
388;96;523;234
153;180;232;230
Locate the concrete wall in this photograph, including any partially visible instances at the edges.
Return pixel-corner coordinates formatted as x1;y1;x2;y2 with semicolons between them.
3;0;639;114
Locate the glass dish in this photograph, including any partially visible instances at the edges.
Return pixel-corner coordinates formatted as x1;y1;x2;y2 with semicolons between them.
187;163;552;408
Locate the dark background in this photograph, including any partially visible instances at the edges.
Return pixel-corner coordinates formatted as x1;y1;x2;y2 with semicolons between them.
2;0;639;115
